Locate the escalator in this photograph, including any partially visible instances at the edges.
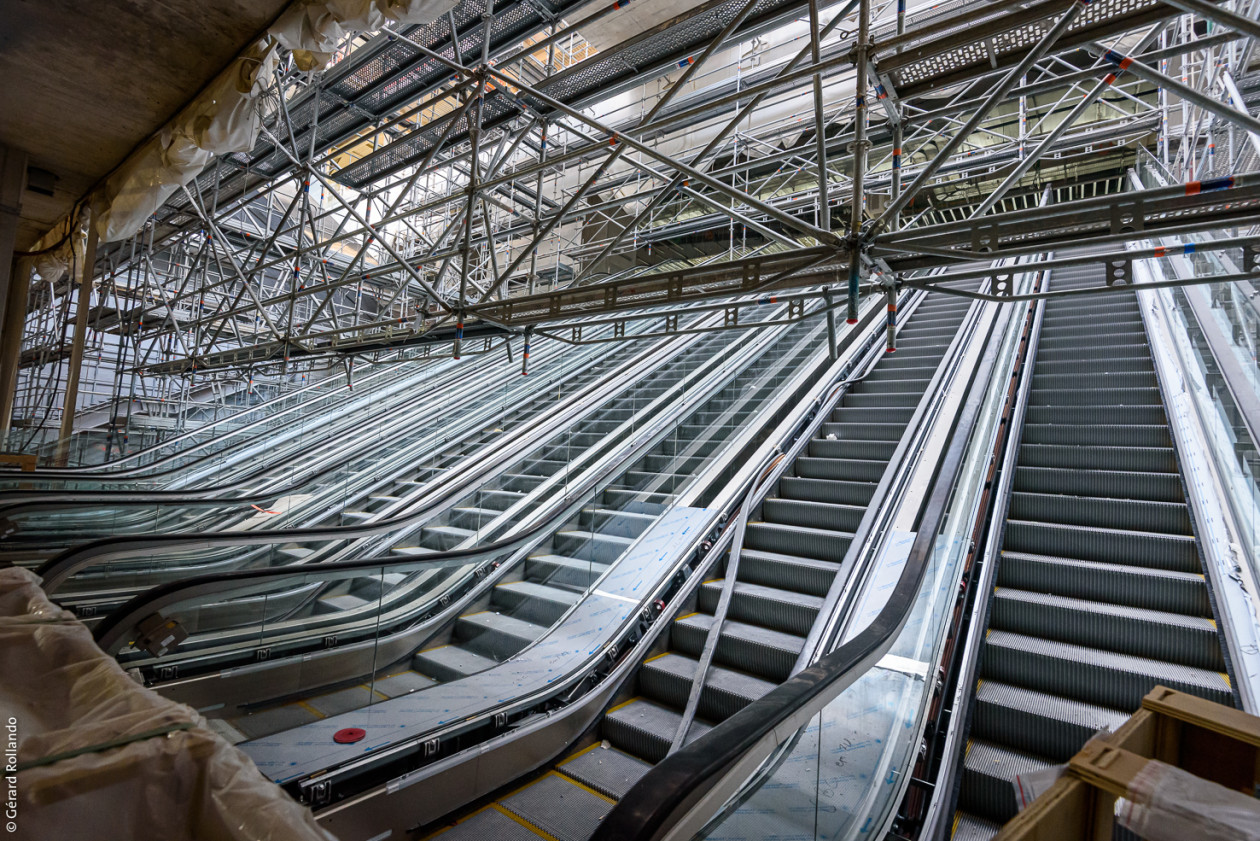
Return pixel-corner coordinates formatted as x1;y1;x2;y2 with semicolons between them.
207;311;825;743
949;267;1234;839
414;291;973;841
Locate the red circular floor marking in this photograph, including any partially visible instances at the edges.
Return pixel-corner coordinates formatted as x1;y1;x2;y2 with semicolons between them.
333;727;366;744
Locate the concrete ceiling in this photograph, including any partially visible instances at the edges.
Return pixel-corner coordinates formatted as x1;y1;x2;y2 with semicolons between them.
0;0;291;250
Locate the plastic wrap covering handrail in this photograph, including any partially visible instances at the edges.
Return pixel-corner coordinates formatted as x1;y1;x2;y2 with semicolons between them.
90;299;883;654
589;294;1005;841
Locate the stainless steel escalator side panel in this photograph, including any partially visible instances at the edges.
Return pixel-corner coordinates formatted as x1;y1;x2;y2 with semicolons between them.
310;298;895;841
242;506;714;783
1136;259;1260;710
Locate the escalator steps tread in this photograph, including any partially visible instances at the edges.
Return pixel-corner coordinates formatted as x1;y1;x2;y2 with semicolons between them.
972;680;1128;761
501;773;615;841
982;629;1232;709
602;698;712;764
960;739;1054;822
672;613;804;682
699;579;821;636
952;810;1003;841
639;652;776;720
997;551;1210;616
739;549;841;597
429;805;548;840
558;744;652;800
412;644;499;682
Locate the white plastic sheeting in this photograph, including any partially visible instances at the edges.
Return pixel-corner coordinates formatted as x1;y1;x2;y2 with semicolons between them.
1115;760;1260;841
0;567;336;841
94;0;460;243
271;0;462;71
95;42;278;243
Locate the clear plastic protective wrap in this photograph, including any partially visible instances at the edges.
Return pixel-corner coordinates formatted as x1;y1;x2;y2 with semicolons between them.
1115;759;1260;841
0;567;335;841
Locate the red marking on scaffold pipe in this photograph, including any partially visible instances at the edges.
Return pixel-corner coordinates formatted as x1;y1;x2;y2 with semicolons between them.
1185;177;1234;195
1102;50;1134;71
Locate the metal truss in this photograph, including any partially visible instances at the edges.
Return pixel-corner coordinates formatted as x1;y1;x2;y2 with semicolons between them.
10;0;1260;458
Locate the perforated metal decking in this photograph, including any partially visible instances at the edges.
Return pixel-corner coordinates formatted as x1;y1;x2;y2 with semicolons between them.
422;293;972;841
950;268;1234;841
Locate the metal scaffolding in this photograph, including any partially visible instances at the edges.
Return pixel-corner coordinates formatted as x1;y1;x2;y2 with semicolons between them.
8;0;1260;463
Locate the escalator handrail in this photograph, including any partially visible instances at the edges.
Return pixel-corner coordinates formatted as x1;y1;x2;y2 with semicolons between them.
36;312;727;593
0;327;642;515
90;300;884;654
590;292;1008;841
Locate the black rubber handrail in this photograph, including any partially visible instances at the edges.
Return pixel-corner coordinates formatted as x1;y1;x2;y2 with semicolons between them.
590;295;1006;841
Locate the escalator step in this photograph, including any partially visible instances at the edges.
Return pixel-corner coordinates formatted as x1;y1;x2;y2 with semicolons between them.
991;588;1224;671
744;520;852;563
577;508;656;539
500;772;614;841
699;580;822;635
1031;372;1156;390
951;811;1003;841
478;489;526;511
762;497;865;533
980;629;1232;710
830;406;916;426
449;507;501;530
493;581;582;625
412;645;498;682
429;802;547;839
1012;466;1184;502
1007;492;1191;534
672;613;805;682
806;437;898;462
1017;443;1176;472
795;455;886;483
958;739;1054;824
1004;520;1198;572
853;376;933;394
997;551;1211;616
1027;387;1163;408
599;490;672;514
778;476;877;506
971;680;1128;762
602;698;712;764
738;549;841;597
455;611;548;660
818;421;904;442
558;744;652;800
1023;404;1167;426
638;652;776;722
553;530;636;564
1020;423;1168;447
842;391;923;409
422;525;476;550
527;554;610;588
